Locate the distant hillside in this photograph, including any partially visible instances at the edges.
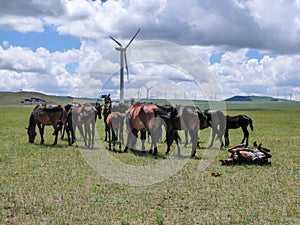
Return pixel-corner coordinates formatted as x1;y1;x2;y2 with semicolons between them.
225;95;279;102
0;91;99;105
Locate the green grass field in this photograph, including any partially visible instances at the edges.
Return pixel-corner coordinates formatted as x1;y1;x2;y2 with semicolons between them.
0;102;299;224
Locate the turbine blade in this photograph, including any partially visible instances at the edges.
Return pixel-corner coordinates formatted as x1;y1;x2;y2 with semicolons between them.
124;51;129;82
125;28;141;49
109;36;122;47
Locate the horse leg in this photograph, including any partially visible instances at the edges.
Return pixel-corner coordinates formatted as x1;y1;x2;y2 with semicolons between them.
241;126;249;146
184;129;188;147
190;130;198;157
208;127;217;149
108;126;112;150
104;123;109;142
124;128;137;152
65;124;72;146
165;130;173;155
78;124;87;146
174;131;181;155
91;122;95;148
37;123;44;145
112;128;118;151
140;131;146;152
86;124;91;148
224;129;230;147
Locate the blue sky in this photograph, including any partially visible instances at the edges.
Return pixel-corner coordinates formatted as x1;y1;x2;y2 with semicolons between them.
0;26;81;52
0;0;300;101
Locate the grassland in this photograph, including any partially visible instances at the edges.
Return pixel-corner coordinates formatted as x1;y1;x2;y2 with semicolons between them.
0;101;299;224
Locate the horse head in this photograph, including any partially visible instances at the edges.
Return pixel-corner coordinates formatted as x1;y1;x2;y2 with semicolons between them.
27;113;37;143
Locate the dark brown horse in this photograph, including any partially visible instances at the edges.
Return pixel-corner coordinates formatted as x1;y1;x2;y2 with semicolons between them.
70;103;101;148
155;105;207;157
225;114;254;147
124;103;163;155
106;111;125;151
27;104;68;145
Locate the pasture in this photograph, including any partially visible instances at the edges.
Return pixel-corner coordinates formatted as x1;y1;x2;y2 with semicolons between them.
0;102;299;224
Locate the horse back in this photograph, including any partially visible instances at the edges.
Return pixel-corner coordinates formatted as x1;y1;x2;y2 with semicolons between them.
33;104;66;125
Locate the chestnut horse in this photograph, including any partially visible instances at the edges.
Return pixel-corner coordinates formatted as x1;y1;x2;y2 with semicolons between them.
70;103;101;148
124;103;163;155
106;111;125;151
27;104;68;145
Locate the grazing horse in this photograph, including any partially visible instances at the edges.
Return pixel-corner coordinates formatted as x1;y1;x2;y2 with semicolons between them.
155;105;207;157
225;114;254;147
124;103;163;155
27;104;68;145
70;103;101;148
106;111;125;151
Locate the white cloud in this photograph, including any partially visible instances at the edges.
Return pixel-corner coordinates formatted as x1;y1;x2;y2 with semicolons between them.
1;0;300;100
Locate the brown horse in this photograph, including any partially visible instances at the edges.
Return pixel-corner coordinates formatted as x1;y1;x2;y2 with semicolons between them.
155;105;207;157
106;111;125;151
203;109;226;149
70;103;101;148
101;94;129;142
124;103;163;155
220;142;271;165
225;114;254;147
27;104;68;145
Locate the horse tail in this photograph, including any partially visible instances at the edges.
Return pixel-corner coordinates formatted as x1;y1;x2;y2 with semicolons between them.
249;117;254;131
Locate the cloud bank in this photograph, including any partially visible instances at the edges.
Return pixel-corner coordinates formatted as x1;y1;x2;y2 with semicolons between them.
0;0;299;100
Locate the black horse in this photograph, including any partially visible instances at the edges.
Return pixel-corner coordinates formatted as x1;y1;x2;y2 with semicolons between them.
225;114;254;147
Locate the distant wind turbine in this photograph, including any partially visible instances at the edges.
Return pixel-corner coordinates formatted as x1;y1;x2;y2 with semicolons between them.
289;90;293;101
110;28;141;103
143;84;155;100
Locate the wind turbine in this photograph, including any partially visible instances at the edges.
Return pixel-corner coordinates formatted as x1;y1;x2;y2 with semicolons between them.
110;28;141;103
289;90;293;101
143;84;155;100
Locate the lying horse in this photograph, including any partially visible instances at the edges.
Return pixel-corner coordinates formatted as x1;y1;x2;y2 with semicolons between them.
124;103;163;155
27;104;68;145
106;111;125;151
225;114;254;147
219;142;271;165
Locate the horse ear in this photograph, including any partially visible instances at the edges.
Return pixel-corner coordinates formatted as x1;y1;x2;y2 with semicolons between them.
253;141;257;147
258;143;262;150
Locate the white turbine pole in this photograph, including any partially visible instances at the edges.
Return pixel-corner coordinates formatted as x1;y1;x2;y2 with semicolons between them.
110;28;141;103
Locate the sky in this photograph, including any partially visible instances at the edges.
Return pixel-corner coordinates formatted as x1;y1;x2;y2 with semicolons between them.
0;0;300;101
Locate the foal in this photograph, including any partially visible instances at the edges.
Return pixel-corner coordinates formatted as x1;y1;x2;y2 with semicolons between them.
225;114;254;147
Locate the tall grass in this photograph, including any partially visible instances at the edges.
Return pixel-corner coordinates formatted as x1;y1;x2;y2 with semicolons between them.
0;105;299;224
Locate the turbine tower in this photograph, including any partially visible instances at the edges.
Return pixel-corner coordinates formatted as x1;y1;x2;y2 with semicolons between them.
110;28;141;103
143;84;155;100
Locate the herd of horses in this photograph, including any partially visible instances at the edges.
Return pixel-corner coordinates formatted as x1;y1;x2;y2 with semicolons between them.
26;94;254;158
